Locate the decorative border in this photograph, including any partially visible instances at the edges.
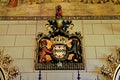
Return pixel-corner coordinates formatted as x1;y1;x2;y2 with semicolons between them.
35;63;84;70
0;16;120;20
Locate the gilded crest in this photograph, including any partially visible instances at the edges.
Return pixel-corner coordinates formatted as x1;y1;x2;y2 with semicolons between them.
35;5;84;70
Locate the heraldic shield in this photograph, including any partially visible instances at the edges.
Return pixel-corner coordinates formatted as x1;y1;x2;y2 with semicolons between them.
35;5;84;70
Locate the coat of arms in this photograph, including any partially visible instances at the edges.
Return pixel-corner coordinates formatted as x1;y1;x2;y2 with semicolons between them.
35;5;84;70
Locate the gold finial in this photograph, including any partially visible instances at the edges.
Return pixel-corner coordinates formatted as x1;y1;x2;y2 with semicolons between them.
46;24;51;30
68;24;74;30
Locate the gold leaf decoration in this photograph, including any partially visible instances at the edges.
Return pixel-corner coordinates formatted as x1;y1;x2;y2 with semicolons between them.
0;49;19;80
101;48;120;80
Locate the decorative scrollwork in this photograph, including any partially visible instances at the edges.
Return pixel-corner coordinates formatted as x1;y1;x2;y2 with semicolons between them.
101;48;120;80
0;49;19;80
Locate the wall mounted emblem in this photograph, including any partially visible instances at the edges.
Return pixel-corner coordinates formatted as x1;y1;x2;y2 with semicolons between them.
35;5;84;70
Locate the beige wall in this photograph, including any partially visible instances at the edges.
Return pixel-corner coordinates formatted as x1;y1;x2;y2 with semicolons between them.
0;20;120;80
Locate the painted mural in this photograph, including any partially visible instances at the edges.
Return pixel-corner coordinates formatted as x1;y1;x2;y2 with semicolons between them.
0;0;120;19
